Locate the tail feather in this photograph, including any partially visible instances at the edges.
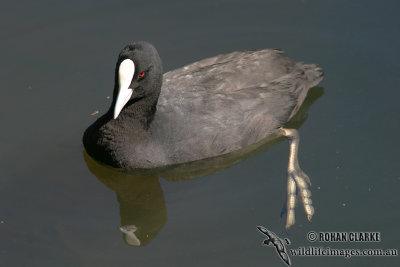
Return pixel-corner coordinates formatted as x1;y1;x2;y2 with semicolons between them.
288;64;323;120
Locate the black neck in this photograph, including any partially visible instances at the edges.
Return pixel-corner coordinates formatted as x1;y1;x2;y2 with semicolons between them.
107;91;159;130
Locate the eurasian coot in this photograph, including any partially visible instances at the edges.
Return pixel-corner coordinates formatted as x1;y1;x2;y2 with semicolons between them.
83;41;323;228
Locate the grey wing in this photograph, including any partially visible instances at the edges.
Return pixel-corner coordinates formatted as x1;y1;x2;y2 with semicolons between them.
152;49;321;164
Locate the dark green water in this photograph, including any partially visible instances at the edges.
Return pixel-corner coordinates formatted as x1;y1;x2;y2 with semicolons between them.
1;0;399;266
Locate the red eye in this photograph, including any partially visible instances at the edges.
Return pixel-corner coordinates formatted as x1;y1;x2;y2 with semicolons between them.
138;71;145;78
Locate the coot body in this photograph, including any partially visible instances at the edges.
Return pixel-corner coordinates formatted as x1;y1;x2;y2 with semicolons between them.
83;42;323;170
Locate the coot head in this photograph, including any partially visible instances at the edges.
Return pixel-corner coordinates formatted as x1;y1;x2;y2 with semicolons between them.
111;41;163;119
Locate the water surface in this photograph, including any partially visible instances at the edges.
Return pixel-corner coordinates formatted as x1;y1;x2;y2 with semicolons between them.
1;0;399;266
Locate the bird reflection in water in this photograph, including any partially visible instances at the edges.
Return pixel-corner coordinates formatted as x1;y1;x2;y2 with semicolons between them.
83;87;323;246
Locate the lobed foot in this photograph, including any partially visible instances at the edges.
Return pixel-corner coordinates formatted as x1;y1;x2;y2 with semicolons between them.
280;128;315;229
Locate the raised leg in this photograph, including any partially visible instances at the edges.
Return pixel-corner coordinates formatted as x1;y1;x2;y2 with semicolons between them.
279;128;314;229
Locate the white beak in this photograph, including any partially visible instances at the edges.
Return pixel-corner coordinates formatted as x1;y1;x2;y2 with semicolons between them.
114;59;135;119
120;225;141;246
